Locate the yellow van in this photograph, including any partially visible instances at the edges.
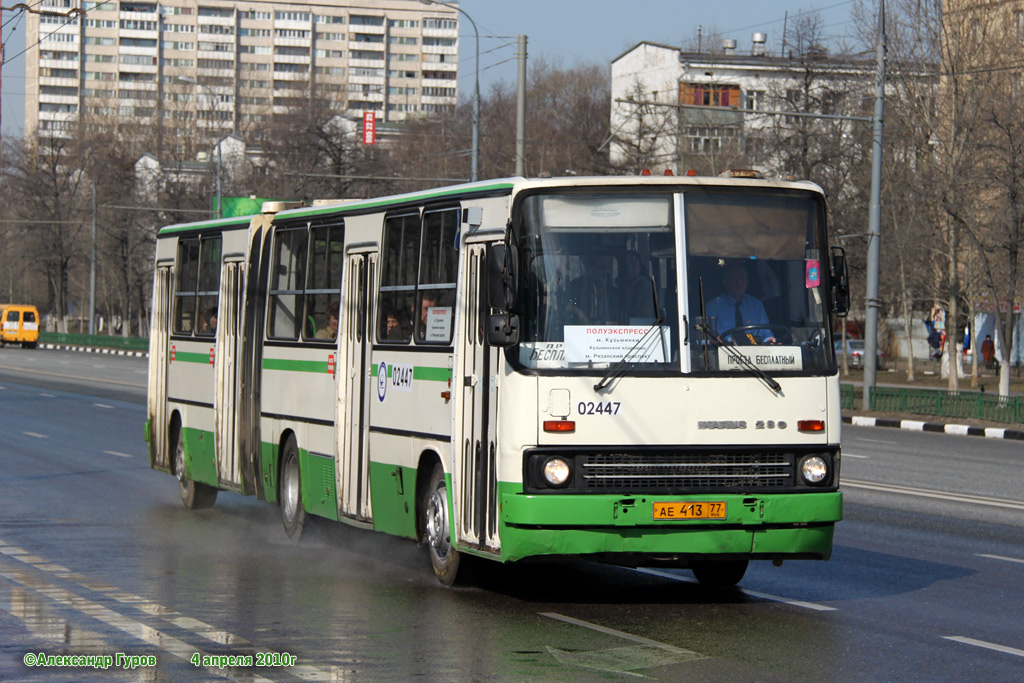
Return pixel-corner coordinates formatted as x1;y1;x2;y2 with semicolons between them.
0;304;41;348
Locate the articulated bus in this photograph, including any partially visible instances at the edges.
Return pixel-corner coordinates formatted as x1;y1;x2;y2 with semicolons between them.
146;174;850;586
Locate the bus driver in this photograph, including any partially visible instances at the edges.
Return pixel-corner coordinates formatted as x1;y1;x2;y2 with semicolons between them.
705;262;776;344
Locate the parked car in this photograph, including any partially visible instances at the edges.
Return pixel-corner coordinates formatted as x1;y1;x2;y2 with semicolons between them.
834;339;885;367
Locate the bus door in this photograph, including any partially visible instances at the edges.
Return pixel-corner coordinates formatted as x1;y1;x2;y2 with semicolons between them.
148;264;173;470
455;243;500;552
214;259;244;490
340;249;376;521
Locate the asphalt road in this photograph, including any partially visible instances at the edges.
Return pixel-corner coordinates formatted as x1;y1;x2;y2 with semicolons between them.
0;347;1022;681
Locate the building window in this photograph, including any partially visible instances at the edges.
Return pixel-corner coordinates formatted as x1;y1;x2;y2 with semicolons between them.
680;83;740;107
349;14;384;27
423;18;456;30
745;89;764;111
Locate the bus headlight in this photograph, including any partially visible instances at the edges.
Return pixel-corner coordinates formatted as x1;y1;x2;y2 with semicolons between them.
542;457;571;486
800;455;829;485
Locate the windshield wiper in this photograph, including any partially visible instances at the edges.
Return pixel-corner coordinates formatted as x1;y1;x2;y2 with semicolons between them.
594;275;667;393
696;277;782;394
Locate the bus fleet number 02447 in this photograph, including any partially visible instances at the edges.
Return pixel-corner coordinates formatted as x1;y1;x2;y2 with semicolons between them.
578;401;621;416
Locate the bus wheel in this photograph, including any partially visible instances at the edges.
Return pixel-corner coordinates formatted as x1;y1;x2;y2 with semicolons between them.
173;425;217;510
423;464;460;585
691;559;748;587
280;437;306;541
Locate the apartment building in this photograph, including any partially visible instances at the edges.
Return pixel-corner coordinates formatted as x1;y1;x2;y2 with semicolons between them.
610;39;877;174
25;0;460;138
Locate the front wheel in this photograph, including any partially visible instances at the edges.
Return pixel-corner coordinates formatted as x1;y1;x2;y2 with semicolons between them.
173;424;217;509
280;437;306;541
691;559;748;588
422;464;460;585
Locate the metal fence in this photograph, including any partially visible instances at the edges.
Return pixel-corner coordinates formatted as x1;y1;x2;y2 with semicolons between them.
843;383;1024;424
39;332;149;352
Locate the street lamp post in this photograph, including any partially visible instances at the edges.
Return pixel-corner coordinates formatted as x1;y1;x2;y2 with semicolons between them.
421;0;479;182
176;76;223;218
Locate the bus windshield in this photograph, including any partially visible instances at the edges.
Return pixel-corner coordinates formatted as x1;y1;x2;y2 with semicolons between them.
516;188;832;374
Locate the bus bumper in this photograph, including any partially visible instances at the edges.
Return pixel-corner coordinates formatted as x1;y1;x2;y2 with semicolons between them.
495;489;841;564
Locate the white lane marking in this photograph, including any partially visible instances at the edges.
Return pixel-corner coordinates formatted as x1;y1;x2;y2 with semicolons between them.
977;553;1024;565
843;479;1024;511
39;393;55;398
23;432;47;439
0;539;335;680
943;636;1024;658
855;438;896;444
635;567;837;612
0;567;273;682
843;453;870;459
93;403;114;409
541;611;700;655
103;451;133;458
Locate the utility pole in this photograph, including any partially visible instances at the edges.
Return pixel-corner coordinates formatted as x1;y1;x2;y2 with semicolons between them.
515;34;527;177
89;182;96;335
862;0;886;410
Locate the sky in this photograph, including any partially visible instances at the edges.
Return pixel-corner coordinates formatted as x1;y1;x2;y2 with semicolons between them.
0;0;865;137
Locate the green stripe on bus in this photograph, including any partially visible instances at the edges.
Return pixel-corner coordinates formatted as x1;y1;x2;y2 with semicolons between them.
263;358;332;373
173;352;211;364
370;363;450;382
158;219;251;236
279;182;515;220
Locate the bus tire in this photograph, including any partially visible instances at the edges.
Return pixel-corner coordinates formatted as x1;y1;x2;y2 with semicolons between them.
173;424;217;510
422;463;460;585
280;436;306;541
691;559;748;587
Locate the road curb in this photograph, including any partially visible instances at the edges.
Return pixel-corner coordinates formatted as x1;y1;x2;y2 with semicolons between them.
843;415;1024;441
41;343;149;359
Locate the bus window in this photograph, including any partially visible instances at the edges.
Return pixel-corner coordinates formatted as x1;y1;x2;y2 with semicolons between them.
303;224;344;341
416;208;458;344
378;213;419;343
195;236;222;336
268;228;308;340
174;238;200;334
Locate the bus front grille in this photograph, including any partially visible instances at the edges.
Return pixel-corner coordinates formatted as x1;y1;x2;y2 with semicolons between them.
580;452;794;490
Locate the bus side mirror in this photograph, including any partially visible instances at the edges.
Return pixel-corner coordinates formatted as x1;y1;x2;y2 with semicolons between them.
830;246;850;317
486;313;520;346
487;244;517;310
486;244;519;347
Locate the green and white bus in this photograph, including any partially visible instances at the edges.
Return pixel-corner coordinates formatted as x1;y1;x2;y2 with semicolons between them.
147;174;850;586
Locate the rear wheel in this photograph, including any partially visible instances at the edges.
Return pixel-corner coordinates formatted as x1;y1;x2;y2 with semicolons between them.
422;464;460;585
172;424;217;509
280;437;306;540
691;559;748;587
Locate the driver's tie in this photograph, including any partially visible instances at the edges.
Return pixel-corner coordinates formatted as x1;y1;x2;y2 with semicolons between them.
735;301;743;329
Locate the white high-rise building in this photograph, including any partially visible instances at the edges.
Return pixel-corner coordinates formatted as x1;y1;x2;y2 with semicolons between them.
25;0;460;138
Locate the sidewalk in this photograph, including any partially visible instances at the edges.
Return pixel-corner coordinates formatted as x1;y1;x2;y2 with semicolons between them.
40;342;148;358
842;414;1024;441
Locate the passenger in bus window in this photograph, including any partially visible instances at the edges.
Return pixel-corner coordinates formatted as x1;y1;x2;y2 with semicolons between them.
566;252;615;324
704;261;775;343
315;300;339;339
617;251;654;322
385;311;404;340
417;294;437;340
199;307;218;334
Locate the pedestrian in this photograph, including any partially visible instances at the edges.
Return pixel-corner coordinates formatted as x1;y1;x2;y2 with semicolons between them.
981;334;995;367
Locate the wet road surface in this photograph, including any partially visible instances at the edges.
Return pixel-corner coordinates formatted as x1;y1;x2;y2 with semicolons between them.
0;348;1022;680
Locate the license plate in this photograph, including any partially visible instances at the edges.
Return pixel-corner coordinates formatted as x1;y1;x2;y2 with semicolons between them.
653;501;726;520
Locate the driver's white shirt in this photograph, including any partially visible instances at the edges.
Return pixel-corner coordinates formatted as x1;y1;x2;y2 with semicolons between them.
704;293;772;340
